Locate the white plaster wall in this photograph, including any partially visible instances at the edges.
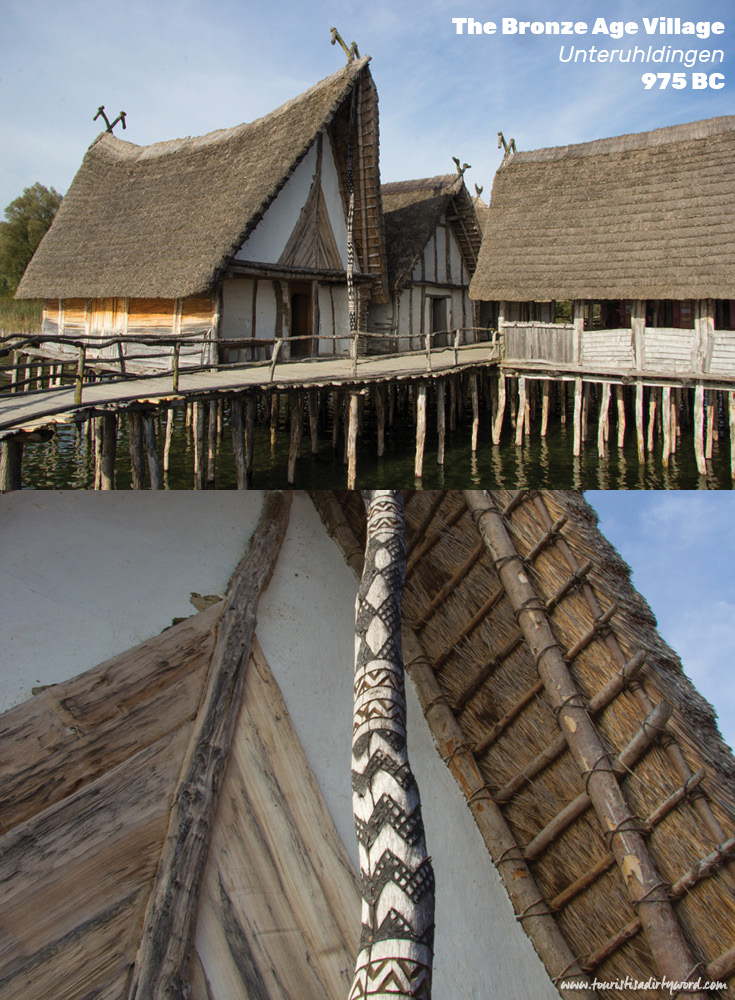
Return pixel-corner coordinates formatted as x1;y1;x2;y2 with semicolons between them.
235;139;348;268
221;278;254;340
435;224;446;283
0;491;558;1000
236;143;318;264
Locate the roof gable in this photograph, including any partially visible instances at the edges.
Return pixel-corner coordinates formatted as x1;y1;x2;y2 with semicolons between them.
17;58;382;301
470;115;735;303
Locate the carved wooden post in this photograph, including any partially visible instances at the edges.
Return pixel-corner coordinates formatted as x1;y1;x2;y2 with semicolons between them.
350;491;434;1000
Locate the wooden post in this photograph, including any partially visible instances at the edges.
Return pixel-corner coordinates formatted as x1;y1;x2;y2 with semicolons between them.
572;378;582;457
308;389;319;455
705;390;715;459
662;386;672;468
375;384;386;458
245;395;255;480
129;412;145;490
631;300;646;370
581;381;591;443
540;380;550;437
647;389;657;452
74;344;86;405
94;417;103;490
729;392;735;483
100;413;117;489
142;413;163;490
671;389;679;454
287;393;301;485
127;492;292;1000
0;437;23;491
572;301;584;364
163;407;175;475
470;373;479;452
515;377;526;447
347;391;359;489
194;401;206;490
231;398;247;489
332;390;341;450
635;382;645;463
206;401;217;488
694;384;706;476
616;385;626;448
559;380;567;426
415;383;427;479
437;379;446;465
270;393;279;450
597;383;611;458
492;374;506;445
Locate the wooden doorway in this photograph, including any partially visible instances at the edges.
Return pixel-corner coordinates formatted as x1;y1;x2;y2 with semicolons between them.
289;282;313;357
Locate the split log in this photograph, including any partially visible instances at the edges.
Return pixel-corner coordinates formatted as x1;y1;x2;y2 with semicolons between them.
616;385;626;448
597;383;611;458
127;491;292;1000
414;383;427;479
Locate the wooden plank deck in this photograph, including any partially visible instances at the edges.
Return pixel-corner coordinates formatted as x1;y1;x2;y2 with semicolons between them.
0;344;500;438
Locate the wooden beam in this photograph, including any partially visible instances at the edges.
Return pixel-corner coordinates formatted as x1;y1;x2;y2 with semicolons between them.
127;491;292;1000
414;383;427;480
436;379;446;465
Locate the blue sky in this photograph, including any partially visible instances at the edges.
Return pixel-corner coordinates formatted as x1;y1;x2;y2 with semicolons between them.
1;0;733;211
587;491;735;751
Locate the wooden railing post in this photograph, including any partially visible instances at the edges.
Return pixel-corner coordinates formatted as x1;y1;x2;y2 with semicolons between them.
172;342;181;393
74;344;86;405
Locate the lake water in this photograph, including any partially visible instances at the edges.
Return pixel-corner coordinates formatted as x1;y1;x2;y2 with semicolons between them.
15;393;734;490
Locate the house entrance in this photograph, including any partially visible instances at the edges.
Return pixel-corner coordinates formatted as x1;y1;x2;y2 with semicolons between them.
289;282;313;357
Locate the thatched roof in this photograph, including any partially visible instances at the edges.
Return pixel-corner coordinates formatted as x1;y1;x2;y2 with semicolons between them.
314;489;735;999
470;116;735;302
16;58;384;301
381;174;482;292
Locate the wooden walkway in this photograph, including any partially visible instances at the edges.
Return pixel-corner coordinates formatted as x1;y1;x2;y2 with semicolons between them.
0;343;500;438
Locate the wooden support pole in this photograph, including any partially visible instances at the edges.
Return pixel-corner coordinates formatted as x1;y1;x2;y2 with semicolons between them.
694;384;706;476
616;384;626;448
0;437;23;491
491;374;506;445
705;389;715;459
436;379;446;465
287;393;301;485
597;383;611;458
270;392;279;450
730;392;735;483
470;373;479;452
515;377;526;447
142;413;163;490
245;394;255;479
347;391;359;489
332;390;341;450
671;388;679;453
163;408;175;475
464;491;706;992
100;412;117;489
540;380;550;437
375;384;386;458
581;381;590;442
127;492;292;1000
647;388;657;452
308;389;319;455
572;377;582;457
231;398;247;489
74;344;86;405
662;386;672;468
206;401;217;488
559;380;567;426
129;412;145;490
93;417;103;490
635;382;644;463
194;402;206;490
414;383;427;480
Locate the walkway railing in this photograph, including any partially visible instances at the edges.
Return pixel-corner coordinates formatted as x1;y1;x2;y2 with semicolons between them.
0;327;499;405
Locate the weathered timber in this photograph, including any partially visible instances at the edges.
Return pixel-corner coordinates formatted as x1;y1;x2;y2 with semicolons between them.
142;413;162;490
287;393;301;485
129;412;145;490
163;407;175;475
572;378;582;457
515;376;526;447
694;384;706;475
100;412;117;489
231;398;247;489
437;379;446;465
492;374;506;445
0;436;23;491
470;373;479;451
127;491;292;1000
347;392;359;490
415;383;427;479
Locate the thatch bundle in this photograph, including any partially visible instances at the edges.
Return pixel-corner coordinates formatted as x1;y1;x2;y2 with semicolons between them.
314;489;735;999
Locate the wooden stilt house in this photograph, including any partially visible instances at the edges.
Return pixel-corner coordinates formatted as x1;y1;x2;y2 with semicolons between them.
470;116;735;378
15;58;388;369
1;490;734;999
368;175;483;353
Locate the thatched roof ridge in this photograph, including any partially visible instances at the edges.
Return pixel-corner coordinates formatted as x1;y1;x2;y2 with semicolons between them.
381;174;481;291
16;58;372;300
313;488;735;998
470;115;735;302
